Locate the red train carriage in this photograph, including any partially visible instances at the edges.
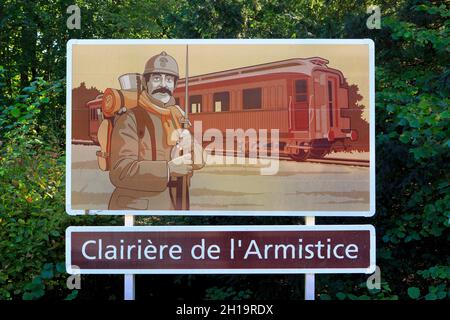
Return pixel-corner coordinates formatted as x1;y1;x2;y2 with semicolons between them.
173;57;357;160
80;57;358;161
86;95;103;144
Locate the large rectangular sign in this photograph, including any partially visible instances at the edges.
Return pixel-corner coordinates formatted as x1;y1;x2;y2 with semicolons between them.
66;225;376;274
66;39;375;216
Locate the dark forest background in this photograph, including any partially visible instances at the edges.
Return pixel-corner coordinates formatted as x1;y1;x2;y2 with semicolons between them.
0;0;448;300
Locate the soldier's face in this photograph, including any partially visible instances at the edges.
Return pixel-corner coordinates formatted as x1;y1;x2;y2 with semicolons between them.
147;73;175;104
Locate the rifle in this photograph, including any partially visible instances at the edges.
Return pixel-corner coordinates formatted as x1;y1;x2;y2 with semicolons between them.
170;45;190;210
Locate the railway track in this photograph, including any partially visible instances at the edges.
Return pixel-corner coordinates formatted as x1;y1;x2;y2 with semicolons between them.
305;157;370;167
205;150;370;167
269;154;369;167
72;141;370;167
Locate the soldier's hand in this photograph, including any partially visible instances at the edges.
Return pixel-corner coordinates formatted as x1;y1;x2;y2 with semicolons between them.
177;129;192;150
192;141;206;170
168;153;193;177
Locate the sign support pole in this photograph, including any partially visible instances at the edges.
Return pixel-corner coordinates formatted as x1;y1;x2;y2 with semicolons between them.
124;215;135;300
304;216;315;300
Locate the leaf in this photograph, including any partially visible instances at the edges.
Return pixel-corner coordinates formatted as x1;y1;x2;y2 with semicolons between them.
425;292;437;300
56;263;66;273
41;269;53;280
336;292;346;300
436;291;447;299
409;118;420;128
43;263;53;271
65;290;78;300
22;86;36;93
407;287;421;299
32;289;45;299
31;277;42;286
441;110;450;119
11;108;21;118
22;292;34;300
50;230;60;237
399;133;410;143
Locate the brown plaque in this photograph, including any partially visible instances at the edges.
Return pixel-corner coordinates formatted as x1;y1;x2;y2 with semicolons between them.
66;226;375;274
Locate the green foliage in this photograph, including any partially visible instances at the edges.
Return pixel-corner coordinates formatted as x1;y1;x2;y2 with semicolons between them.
407;287;420;299
0;76;65;145
411;266;450;300
317;276;400;301
21;263;80;300
369;0;449;301
0;78;66;299
205;287;252;300
418;265;450;280
0;75;121;299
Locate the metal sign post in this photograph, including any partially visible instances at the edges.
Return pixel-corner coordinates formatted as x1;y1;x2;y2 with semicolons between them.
124;215;135;300
304;216;315;300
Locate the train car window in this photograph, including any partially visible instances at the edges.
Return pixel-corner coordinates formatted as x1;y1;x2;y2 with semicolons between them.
190;95;202;113
213;92;230;112
295;80;307;102
243;88;262;110
328;80;334;127
96;109;102;121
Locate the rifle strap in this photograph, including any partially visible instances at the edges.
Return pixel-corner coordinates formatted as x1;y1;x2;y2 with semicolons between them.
133;107;190;210
133;107;157;161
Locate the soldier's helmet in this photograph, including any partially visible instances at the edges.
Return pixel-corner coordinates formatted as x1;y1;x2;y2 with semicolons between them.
143;51;179;79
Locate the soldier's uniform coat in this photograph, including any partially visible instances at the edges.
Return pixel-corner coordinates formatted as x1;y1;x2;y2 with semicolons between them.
108;91;203;210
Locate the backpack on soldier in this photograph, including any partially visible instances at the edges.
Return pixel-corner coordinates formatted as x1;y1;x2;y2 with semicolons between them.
96;87;156;171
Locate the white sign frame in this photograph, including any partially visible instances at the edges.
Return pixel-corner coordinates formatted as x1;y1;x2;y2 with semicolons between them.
66;224;376;275
66;38;375;217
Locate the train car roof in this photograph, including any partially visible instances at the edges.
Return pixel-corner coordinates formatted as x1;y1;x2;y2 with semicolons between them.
176;57;346;88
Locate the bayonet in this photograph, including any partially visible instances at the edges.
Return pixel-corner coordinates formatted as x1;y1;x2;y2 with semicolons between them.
184;44;189;128
177;44;190;210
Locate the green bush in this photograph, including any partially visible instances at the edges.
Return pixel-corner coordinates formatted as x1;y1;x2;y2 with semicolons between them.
0;75;120;299
0;79;67;299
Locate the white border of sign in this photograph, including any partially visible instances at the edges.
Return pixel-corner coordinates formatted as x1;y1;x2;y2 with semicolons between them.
66;224;376;274
66;39;375;217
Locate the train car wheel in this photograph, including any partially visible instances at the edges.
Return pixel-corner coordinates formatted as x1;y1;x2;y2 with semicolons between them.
309;139;331;159
289;146;310;162
309;148;329;159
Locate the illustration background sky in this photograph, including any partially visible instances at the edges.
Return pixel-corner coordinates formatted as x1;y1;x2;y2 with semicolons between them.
72;43;370;120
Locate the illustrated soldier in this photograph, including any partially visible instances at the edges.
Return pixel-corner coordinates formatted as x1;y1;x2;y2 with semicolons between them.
108;51;204;210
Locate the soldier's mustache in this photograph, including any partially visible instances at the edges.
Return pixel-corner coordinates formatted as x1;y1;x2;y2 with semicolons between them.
151;87;172;95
